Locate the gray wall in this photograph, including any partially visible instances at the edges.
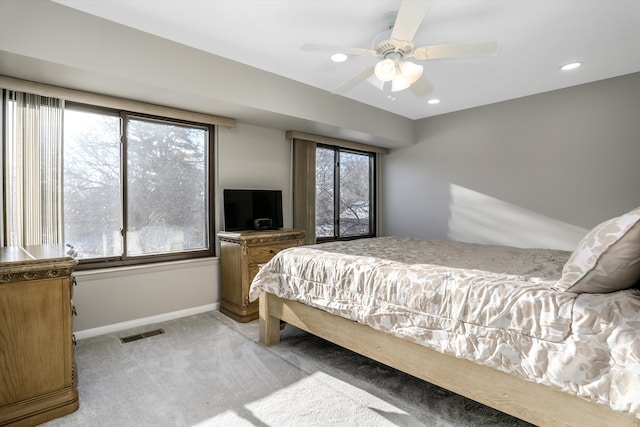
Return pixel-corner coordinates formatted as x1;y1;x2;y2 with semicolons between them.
218;124;293;229
382;72;640;250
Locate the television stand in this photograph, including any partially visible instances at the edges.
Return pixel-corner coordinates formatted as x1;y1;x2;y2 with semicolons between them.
218;229;305;322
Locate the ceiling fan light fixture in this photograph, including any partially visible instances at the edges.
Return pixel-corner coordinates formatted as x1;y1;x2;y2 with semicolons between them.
399;61;423;84
375;58;397;82
391;75;411;92
389;61;423;92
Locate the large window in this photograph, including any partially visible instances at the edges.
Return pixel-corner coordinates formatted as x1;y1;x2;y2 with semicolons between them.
63;103;214;268
315;144;375;240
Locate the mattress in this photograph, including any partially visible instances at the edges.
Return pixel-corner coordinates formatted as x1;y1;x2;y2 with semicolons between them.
249;237;640;417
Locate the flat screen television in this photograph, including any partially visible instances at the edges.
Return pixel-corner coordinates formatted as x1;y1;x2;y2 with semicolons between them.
223;189;283;231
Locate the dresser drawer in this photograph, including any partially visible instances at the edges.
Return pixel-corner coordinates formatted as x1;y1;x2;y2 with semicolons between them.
248;241;297;264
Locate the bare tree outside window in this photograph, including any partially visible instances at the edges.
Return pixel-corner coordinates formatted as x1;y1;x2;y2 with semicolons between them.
315;145;374;240
339;150;372;237
63;109;122;258
315;146;334;238
63;105;212;266
126;117;208;256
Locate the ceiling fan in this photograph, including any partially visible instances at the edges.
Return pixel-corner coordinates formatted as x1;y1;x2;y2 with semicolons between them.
302;0;500;96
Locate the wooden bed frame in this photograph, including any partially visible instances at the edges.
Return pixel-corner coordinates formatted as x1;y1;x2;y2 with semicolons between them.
259;292;639;427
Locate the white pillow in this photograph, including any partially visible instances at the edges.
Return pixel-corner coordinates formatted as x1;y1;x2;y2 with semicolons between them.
556;207;640;293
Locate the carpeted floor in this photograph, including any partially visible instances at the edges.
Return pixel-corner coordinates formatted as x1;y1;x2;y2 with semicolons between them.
41;311;533;427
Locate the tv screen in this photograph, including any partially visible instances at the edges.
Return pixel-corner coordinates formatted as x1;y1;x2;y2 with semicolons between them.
223;189;283;231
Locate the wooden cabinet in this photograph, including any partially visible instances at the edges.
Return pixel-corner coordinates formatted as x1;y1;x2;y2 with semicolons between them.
219;229;304;322
0;246;78;426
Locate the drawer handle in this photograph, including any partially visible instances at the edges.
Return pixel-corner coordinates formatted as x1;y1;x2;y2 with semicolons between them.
269;249;275;254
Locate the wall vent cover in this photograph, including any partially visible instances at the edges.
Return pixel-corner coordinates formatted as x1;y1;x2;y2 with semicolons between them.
120;328;165;343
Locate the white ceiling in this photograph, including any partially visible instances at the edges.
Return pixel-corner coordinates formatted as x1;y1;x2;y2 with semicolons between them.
46;0;640;120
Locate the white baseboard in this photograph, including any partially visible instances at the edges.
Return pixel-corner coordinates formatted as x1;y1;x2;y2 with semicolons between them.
73;303;220;340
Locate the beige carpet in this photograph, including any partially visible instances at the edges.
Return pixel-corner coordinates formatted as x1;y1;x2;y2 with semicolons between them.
41;311;532;427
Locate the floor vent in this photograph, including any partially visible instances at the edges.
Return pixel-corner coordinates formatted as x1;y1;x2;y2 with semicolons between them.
120;328;165;343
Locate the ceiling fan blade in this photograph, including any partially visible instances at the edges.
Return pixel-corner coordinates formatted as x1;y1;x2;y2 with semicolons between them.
409;76;433;96
332;66;375;94
390;0;432;42
302;43;377;57
412;40;501;60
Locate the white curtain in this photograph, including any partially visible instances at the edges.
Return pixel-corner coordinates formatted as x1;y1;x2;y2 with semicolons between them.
4;90;64;246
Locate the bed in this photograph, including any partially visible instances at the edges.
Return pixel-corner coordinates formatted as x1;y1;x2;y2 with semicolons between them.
249;207;640;427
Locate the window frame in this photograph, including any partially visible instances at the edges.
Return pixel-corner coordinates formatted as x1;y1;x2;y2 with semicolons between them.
315;143;376;243
64;101;216;270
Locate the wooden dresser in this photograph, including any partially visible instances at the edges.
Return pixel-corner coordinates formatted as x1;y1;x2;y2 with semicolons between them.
218;229;305;322
0;245;78;426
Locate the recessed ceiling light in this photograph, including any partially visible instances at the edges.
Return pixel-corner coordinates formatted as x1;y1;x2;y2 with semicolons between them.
427;99;440;105
560;62;582;71
387;95;396;101
331;53;347;63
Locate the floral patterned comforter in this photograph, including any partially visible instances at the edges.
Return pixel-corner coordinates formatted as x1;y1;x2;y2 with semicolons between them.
249;237;640;418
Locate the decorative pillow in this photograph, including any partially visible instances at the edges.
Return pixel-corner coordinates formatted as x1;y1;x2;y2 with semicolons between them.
556;206;640;293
